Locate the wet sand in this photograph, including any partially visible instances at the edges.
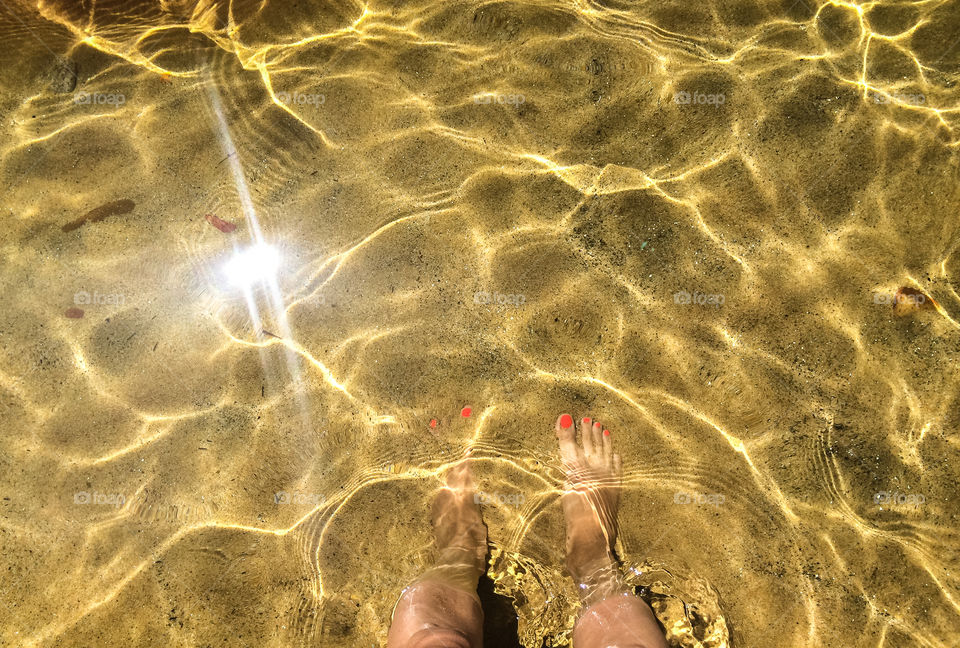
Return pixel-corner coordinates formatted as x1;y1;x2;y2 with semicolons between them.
1;0;959;646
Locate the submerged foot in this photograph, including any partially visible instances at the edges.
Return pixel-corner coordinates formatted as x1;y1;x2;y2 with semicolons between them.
555;414;623;587
387;459;487;648
431;459;488;579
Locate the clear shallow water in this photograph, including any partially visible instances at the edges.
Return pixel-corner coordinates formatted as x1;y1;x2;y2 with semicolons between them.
1;0;959;646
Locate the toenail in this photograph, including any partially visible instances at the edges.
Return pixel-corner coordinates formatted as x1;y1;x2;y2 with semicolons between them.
461;407;472;417
603;429;610;436
560;414;573;428
583;417;591;423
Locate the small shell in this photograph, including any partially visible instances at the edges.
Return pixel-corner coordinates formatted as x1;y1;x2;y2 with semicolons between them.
892;286;936;316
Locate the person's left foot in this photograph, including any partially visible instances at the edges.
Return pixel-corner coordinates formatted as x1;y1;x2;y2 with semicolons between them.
431;459;488;577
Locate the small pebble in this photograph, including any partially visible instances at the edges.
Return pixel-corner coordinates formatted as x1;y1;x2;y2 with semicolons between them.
48;57;78;93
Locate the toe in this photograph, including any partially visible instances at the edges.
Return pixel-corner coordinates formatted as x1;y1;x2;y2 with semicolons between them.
582;419;596;456
588;422;603;458
602;427;613;463
579;417;593;448
556;413;581;465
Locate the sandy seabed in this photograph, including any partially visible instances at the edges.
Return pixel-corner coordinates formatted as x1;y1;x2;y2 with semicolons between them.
1;0;960;646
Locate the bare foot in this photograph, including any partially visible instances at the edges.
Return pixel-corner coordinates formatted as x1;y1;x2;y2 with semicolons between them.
387;460;487;648
430;459;488;578
555;414;623;586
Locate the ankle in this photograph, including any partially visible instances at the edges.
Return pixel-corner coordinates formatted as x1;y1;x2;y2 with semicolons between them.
438;545;480;565
569;557;628;605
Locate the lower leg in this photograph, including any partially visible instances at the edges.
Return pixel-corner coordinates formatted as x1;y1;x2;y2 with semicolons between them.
387;579;482;648
573;593;667;648
555;414;668;648
387;461;487;648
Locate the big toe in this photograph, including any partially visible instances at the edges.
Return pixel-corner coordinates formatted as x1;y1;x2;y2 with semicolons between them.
556;413;581;465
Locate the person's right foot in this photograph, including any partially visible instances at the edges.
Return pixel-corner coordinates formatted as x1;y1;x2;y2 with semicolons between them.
555;413;623;585
431;459;488;579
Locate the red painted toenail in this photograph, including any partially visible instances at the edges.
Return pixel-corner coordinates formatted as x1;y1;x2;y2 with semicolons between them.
603;429;610;436
560;414;573;428
430;419;437;428
583;417;591;423
461;407;472;417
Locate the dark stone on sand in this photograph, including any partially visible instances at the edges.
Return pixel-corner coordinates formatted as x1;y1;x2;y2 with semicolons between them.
62;198;135;232
65;307;84;319
49;57;78;93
